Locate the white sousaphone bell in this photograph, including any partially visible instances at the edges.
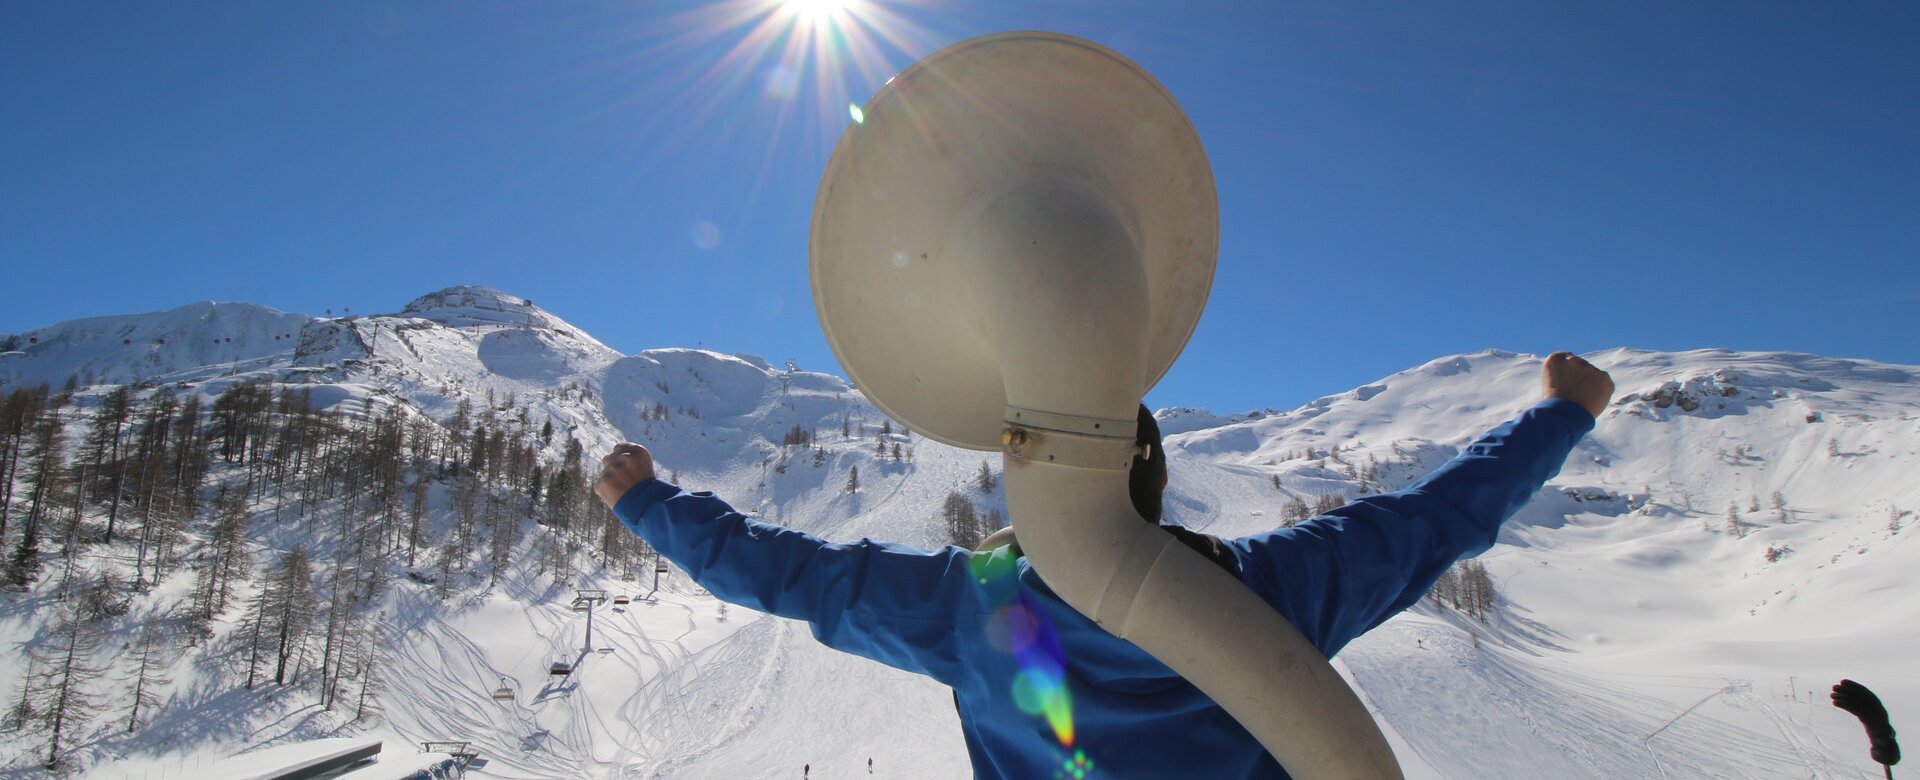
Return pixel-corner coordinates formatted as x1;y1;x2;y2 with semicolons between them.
811;31;1403;779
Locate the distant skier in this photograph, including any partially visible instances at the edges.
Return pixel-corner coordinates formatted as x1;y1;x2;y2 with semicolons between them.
596;352;1614;778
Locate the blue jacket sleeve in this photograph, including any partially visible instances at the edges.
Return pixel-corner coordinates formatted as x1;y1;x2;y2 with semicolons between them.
1229;398;1595;656
612;481;973;683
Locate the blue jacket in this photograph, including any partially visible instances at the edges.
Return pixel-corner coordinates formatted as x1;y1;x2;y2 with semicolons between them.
612;399;1595;778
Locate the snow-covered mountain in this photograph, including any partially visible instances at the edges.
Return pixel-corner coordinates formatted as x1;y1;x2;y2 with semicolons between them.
0;287;1913;778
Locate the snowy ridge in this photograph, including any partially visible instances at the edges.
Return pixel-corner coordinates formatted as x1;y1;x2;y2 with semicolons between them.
399;286;610;353
1161;346;1919;779
0;293;1914;779
0;301;309;389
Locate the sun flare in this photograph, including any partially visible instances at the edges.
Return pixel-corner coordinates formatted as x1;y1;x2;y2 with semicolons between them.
783;0;849;21
610;0;934;189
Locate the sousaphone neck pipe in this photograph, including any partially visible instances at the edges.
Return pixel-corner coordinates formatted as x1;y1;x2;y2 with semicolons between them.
979;182;1404;780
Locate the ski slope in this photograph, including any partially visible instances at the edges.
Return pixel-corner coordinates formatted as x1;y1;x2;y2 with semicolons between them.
2;289;1913;778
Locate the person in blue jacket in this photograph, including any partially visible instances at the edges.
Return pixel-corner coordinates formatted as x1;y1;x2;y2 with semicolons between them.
594;352;1614;778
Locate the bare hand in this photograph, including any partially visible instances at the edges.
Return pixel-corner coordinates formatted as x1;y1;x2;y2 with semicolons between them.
1542;352;1613;419
594;443;657;508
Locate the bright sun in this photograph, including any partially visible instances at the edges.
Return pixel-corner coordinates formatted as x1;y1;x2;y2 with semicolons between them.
783;0;849;20
624;0;927;166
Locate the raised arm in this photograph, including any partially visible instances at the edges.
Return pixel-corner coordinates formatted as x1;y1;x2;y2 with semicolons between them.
595;445;973;682
1232;352;1611;656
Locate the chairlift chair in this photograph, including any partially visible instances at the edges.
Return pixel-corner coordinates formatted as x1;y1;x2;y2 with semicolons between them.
613;595;631;606
490;677;515;702
548;661;571;677
571;599;593;613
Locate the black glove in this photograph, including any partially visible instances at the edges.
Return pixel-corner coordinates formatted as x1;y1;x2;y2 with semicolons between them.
1833;679;1901;766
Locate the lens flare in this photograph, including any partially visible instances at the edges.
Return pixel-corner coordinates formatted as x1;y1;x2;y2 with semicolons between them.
762;65;799;98
783;0;847;19
691;221;723;250
971;550;1082;750
495;0;965;259
1057;749;1095;780
613;0;936;160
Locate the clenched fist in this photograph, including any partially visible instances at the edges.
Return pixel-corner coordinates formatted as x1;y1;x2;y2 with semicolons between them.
1542;351;1613;419
594;443;657;509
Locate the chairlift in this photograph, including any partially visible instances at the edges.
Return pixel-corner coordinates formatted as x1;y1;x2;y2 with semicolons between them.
655;560;669;574
548;661;572;677
490;677;515;702
421;741;479;765
571;599;593;613
613;595;631;606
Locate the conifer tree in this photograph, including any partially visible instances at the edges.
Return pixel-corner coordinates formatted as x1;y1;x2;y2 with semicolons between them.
405;473;429;568
351;618;387;721
1312;493;1345;516
7;393;70;589
1429;566;1460;610
0;387;47;543
977;461;996;493
74;570;129;624
941;491;982;547
1432;561;1498;621
978;509;1003;545
451;473;480;562
430;544;458;601
846;465;860;494
86;385;134;542
28;604;104;770
1458;561;1497;620
1282;496;1311;527
191;485;253;629
144;393;209;585
5;507;43;591
486;493;519;582
247;545;316;687
5;652;37;732
317;574;358;711
122;623;171;733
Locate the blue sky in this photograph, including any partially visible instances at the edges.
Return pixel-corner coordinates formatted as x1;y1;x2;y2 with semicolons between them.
4;2;1916;412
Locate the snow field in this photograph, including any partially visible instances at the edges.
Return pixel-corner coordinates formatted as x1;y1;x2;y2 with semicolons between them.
1;290;1913;778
